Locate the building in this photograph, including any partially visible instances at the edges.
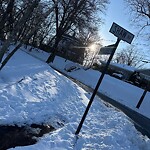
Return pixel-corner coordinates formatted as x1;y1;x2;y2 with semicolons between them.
99;61;150;90
57;34;85;64
99;61;135;80
136;69;150;83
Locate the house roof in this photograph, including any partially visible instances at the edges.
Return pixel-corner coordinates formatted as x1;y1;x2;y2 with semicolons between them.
100;61;136;72
137;69;150;76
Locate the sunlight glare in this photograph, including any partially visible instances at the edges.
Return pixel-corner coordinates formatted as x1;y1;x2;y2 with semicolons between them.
89;44;97;51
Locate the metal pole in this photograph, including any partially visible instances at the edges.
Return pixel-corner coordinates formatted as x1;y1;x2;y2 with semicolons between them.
136;89;147;109
136;81;149;109
75;38;120;135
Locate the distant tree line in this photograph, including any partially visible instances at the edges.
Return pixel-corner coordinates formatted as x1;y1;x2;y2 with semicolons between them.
0;0;109;70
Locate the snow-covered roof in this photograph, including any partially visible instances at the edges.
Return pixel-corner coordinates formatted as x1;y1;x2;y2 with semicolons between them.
110;62;136;72
100;60;135;72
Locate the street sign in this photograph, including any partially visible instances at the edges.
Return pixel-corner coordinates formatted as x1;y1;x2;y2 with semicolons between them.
109;22;134;44
99;44;116;55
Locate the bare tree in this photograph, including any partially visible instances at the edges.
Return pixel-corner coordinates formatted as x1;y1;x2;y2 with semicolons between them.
0;0;108;69
113;45;145;68
0;1;54;70
0;0;42;63
17;1;54;46
46;0;109;63
0;0;15;40
125;0;150;40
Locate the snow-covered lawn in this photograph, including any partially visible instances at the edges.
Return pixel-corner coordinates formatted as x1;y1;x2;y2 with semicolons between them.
49;56;150;120
0;48;150;149
25;47;150;119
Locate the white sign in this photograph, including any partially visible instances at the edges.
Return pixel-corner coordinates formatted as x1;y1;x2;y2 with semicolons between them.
109;22;134;44
99;44;116;55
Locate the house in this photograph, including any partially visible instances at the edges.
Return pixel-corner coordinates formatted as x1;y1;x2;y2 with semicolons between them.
136;69;150;83
37;34;85;64
99;61;135;80
57;34;85;64
99;61;150;90
137;69;150;76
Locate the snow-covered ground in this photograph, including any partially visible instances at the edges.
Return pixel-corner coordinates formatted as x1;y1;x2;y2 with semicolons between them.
0;47;150;149
25;47;150;119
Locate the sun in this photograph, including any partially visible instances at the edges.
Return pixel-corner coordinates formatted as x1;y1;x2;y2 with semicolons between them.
89;44;97;51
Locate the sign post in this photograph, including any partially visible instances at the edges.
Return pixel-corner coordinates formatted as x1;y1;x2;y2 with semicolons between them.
136;81;150;109
75;38;120;135
136;89;148;109
75;23;134;135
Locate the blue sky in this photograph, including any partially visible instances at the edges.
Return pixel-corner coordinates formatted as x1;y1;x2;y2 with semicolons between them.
100;0;135;50
100;0;150;67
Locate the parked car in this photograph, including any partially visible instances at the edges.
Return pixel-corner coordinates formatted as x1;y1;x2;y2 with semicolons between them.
128;71;148;89
64;63;80;72
111;72;124;80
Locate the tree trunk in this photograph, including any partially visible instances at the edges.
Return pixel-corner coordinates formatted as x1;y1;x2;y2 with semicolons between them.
46;0;59;63
0;0;40;63
0;43;22;70
46;37;60;63
0;37;12;63
0;0;15;31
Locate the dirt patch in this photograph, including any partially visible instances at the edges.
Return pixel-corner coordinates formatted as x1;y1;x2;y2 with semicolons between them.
0;124;55;150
